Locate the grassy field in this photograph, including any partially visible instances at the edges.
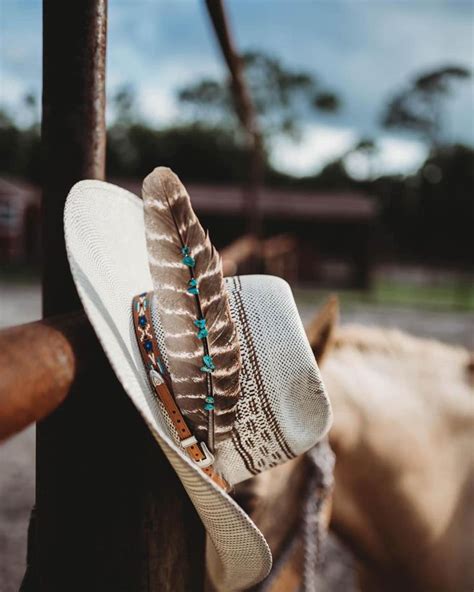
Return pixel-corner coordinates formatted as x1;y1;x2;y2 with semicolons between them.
295;276;474;312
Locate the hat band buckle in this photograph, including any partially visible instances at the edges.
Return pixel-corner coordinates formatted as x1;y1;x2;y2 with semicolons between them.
181;436;215;468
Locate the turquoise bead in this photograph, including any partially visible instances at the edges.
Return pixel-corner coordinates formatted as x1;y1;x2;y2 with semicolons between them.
181;246;190;255
201;354;215;374
187;278;199;294
202;355;215;369
197;328;209;339
205;396;214;403
182;255;195;267
194;318;207;329
204;403;215;411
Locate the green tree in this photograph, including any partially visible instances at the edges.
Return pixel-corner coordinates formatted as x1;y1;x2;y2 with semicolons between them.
107;123;249;183
178;50;340;143
0;107;40;182
382;65;470;147
23;91;39;129
111;84;138;126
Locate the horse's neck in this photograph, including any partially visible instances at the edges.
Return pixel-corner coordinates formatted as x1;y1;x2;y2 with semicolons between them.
322;325;474;590
324;325;474;455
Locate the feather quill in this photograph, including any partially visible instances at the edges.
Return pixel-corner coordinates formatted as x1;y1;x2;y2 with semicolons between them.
142;167;241;450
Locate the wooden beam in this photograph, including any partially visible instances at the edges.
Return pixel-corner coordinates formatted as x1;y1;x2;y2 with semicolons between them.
204;0;257;137
204;0;264;238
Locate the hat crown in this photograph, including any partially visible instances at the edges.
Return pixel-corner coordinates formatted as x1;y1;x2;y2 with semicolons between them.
151;273;331;485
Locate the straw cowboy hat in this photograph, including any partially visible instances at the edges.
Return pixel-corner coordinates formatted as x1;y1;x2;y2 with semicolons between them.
64;167;332;591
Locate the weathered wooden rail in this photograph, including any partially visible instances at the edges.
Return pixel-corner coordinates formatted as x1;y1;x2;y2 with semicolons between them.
221;233;298;280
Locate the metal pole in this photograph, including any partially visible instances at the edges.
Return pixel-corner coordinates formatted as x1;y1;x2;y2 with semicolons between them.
0;313;91;442
32;2;205;589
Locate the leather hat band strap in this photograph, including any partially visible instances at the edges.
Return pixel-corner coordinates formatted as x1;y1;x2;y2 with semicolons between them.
132;292;228;491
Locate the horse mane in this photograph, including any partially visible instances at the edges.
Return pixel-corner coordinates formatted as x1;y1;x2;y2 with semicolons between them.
334;324;468;358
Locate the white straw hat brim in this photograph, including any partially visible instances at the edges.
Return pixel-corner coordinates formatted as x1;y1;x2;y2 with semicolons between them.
64;180;272;591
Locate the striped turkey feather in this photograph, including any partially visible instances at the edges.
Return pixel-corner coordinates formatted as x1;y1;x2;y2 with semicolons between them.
142;167;241;450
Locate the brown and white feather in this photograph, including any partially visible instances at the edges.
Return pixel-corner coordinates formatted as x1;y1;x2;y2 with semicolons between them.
142;167;241;447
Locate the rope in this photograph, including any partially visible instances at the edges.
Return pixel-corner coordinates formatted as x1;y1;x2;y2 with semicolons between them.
301;439;335;592
252;438;335;592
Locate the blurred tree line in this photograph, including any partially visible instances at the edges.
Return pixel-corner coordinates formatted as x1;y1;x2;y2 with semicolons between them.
0;51;472;266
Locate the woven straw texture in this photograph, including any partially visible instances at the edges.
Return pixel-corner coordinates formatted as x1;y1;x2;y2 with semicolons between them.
64;180;332;591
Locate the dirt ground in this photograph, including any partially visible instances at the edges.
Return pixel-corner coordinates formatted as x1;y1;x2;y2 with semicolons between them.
1;281;473;591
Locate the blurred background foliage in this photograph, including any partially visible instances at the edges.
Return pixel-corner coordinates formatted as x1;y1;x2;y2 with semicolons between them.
1;50;471;267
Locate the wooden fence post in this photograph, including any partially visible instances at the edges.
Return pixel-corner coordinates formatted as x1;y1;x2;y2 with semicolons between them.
29;1;206;590
204;0;264;240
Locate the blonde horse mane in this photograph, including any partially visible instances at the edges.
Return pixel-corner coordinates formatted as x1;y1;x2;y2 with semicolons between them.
334;323;467;356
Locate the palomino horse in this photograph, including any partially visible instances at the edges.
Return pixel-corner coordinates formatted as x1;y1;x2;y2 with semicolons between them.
235;297;474;592
311;298;474;592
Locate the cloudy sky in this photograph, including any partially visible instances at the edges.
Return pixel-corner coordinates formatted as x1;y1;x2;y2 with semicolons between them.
1;0;473;177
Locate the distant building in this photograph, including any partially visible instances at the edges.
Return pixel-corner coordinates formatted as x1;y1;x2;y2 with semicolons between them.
121;181;377;289
0;177;377;288
0;178;41;264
